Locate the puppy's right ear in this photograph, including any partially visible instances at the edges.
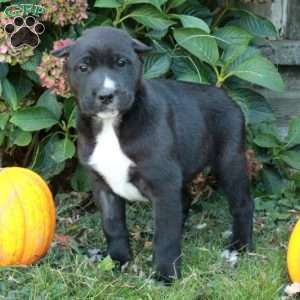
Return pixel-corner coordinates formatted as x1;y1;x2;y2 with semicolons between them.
132;39;152;54
51;45;73;58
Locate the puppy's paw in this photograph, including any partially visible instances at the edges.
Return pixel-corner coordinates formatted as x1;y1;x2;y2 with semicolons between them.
108;241;132;266
221;249;239;267
229;234;253;253
153;262;181;285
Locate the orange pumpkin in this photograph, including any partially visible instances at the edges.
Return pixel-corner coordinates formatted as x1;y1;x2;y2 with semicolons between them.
0;167;56;266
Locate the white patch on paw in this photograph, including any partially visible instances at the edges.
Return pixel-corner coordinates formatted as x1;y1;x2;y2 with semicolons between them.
221;250;239;267
284;283;300;296
89;116;148;202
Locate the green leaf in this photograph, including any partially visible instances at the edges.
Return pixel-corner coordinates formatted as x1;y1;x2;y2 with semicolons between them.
98;256;115;272
127;5;175;31
1;78;18;110
20;51;42;71
32;135;65;180
223;44;248;65
227;54;285;92
127;0;168;10
253;133;279;148
10;76;33;101
285;117;300;147
0;63;9;79
228;88;275;124
0;112;9;130
281;150;300;170
51;136;75;163
10;107;58;131
26;70;40;84
214;26;253;48
262;166;286;195
231;10;277;38
171;56;209;84
145;28;168;40
11;128;32;146
168;0;186;9
178;2;211;21
214;26;252;64
71;164;92;192
253;123;281;148
94;0;122;7
37;90;62;120
143;53;171;79
172;14;210;33
63;98;77;129
173;28;219;65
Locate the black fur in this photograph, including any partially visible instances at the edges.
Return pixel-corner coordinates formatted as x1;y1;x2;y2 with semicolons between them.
53;27;254;283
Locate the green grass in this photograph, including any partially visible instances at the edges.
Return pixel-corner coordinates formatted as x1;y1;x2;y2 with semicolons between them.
0;193;294;300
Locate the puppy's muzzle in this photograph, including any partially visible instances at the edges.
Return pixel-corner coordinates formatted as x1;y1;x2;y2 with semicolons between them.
93;87;116;105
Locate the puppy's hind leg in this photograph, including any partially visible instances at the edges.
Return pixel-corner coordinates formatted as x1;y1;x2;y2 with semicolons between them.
216;149;254;252
181;188;192;228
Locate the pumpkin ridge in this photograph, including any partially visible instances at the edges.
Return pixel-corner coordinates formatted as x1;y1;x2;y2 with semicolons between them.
25;173;51;262
9;174;29;265
0;171;26;265
23;169;56;255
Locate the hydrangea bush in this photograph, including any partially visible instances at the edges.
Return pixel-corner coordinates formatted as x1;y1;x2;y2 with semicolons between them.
0;0;300;198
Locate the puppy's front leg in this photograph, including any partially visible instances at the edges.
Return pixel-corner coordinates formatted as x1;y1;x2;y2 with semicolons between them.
92;179;131;265
151;184;183;282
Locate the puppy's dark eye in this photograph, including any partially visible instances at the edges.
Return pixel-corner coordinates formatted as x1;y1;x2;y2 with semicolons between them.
116;58;127;67
78;63;89;72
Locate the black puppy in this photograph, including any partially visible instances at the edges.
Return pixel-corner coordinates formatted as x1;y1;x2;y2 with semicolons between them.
52;27;254;282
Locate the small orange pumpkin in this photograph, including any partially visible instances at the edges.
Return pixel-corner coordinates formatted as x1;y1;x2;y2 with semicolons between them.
0;167;56;266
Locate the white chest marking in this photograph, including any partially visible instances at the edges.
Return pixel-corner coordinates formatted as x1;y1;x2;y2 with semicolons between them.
88;117;147;202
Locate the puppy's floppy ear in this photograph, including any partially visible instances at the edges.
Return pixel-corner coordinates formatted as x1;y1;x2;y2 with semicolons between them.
132;38;152;53
51;44;73;58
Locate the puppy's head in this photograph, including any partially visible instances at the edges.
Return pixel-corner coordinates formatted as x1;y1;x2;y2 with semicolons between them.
52;27;150;118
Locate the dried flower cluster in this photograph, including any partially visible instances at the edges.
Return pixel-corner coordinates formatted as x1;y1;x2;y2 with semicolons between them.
0;12;34;65
40;0;88;26
246;149;263;180
188;172;215;198
36;39;73;98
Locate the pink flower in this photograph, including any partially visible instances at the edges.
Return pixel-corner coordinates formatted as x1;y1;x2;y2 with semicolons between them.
36;39;73;98
0;44;8;54
40;0;88;26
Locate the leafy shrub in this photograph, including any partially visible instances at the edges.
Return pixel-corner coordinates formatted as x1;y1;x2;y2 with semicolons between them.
0;0;299;197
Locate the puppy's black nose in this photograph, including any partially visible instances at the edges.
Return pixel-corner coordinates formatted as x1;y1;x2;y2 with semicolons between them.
97;91;114;105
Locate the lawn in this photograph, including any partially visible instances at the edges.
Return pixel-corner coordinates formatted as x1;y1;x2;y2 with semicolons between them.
0;192;295;300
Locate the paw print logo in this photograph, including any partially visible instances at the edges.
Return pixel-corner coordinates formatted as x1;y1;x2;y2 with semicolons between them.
4;16;45;48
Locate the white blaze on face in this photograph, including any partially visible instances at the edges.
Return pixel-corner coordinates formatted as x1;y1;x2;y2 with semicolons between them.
96;76;119;119
103;76;116;91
